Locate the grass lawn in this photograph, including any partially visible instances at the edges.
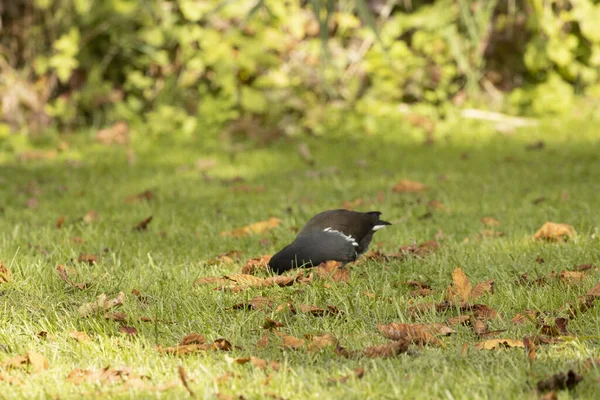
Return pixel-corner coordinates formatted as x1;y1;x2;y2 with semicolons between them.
1;118;599;399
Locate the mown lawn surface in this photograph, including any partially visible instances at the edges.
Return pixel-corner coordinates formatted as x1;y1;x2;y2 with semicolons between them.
1;119;599;399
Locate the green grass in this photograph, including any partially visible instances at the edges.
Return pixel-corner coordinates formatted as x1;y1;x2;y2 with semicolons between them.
1;118;600;399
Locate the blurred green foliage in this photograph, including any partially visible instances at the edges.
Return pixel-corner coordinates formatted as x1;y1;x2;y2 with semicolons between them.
1;0;600;140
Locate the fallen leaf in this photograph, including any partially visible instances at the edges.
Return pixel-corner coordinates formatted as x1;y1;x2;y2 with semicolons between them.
77;292;125;317
224;273;266;288
392;179;428;193
207;250;243;266
26;351;48;373
125;190;154;203
470;280;494;300
83;210;98;224
446;267;472;302
533;222;575;242
281;334;305;350
447;315;472;326
575;263;595;272
232;296;274;311
180;333;206;346
587;283;600;297
66;366;147;385
364;340;409;358
298;304;340;316
377;323;454;346
69;330;92;343
131;288;150;305
474;338;524;350
427;200;446;211
241;255;272;274
178;365;195;398
399;240;439;257
473;319;488;335
262;317;284;330
78;254;97;265
56;216;65;228
523;337;536;362
481;217;500;227
297;142;313;165
220;217;281;237
193;276;230;286
461;342;469;357
105;312;128;322
362;291;376;299
0;261;13;283
157;344;211;355
511;310;536;325
263;275;297;287
464;304;499;320
257;331;270;348
211;338;233;351
328;367;365;383
307;334;338;352
119;326;138;335
407;280;431;290
315;261;349;282
56;265;88;289
96;121;129;145
559;270;585;284
537;370;583;393
134;216;153;231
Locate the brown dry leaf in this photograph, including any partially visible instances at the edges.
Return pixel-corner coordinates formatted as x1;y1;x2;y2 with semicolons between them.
328;368;365;383
461;342;469;357
66;366;147;386
96;121;129;145
194;276;230;286
77;292;125;317
125;190;154;203
297;304;340;317
180;333;206;346
480;217;500;227
157;344;210;356
56;265;88;290
78;254;97;265
56;216;66;228
134;216;153;231
206;250;242;266
178;365;195;398
465;304;499;320
362;291;376;299
83;210;98;224
263;317;284;330
470;280;494;300
474;338;524;350
232;296;274;311
559;270;585;284
0;261;13;283
587;283;600;297
240;254;271;274
364;340;410;358
220;217;281;238
69;330;91;343
533;222;575;242
119;326;138;335
537;370;583;393
106;312;128;322
263;275;296;287
307;334;338;352
427;200;446;211
448;315;472;326
26;351;49;373
473;319;488;335
392;179;428;193
523;337;536;362
399;240;440;257
257;331;270;348
225;273;267;288
281;334;305;350
17;150;57;162
511;310;537;325
446;267;472;302
410;288;434;297
407;280;432;290
377;323;454;346
315;261;349;282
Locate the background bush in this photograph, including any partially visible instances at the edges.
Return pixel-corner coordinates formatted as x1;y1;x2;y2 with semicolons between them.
1;0;600;141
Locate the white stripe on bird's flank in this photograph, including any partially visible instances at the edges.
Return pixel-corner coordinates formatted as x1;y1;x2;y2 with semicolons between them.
372;225;387;231
323;227;359;247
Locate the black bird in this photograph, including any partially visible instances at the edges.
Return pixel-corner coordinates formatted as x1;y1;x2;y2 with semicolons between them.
268;209;391;274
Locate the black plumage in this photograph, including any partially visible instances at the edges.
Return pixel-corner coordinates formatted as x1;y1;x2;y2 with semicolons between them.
268;209;391;274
